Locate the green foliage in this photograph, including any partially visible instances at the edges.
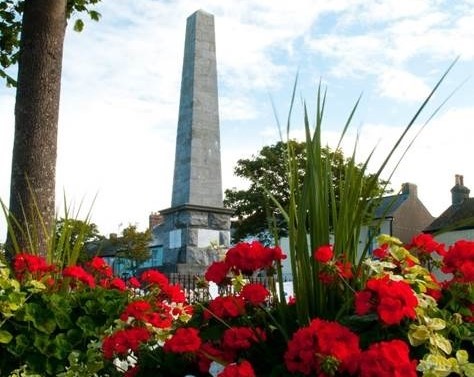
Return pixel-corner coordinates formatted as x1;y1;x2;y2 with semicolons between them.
0;259;129;376
224;140;389;243
0;0;102;87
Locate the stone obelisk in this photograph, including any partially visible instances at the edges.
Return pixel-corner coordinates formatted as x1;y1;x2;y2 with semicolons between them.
160;10;232;274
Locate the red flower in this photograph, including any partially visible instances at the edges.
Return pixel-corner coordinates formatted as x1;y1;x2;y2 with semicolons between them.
314;245;333;263
102;327;150;359
205;261;229;284
120;300;152;322
140;269;169;288
164;327;201;353
269;245;287;262
128;277;141;288
13;253;54;281
408;233;446;256
240;283;269;305
205;296;246;320
62;265;95;288
218;360;256;377
109;277;127;291
358;339;417;377
355;276;418;325
161;283;186;303
336;260;353;279
284;318;360;376
198;342;235;374
89;256;113;277
146;311;173;329
222;326;266;350
225;241;281;274
442;240;474;282
373;243;389;259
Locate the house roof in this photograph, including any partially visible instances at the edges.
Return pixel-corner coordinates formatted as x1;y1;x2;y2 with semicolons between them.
373;193;409;219
424;198;474;233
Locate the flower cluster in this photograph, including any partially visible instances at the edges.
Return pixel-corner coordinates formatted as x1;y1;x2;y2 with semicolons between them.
285;318;360;375
1;254;133;376
101;268;194;376
355;275;418;325
101;236;473;376
205;241;286;283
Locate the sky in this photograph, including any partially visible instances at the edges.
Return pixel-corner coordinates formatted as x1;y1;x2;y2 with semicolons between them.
1;0;474;241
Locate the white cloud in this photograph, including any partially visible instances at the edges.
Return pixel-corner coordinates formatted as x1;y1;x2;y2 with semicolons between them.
376;68;431;101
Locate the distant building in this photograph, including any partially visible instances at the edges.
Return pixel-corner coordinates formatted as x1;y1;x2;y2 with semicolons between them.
359;182;434;255
424;174;474;245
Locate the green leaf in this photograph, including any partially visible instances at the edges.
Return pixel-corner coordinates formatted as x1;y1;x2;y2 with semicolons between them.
73;19;84;32
76;315;96;336
88;10;101;21
0;329;13;344
53;333;72;359
24;302;57;334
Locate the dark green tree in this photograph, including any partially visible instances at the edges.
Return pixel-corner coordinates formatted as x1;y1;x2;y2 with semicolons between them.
224;140;390;243
1;0;101;256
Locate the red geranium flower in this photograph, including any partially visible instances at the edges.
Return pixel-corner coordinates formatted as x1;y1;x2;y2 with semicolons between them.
442;240;474;283
355;275;418;325
164;327;201;353
13;253;55;281
161;283;187;303
205;296;246;320
285;318;360;376
109;277;127;291
314;245;333;263
62;265;95;288
102;327;150;359
218;360;256;377
222;326;266;350
120;300;152;322
140;269;169;288
240;283;269;305
89;256;113;277
128;276;141;288
358;339;417;377
198;342;235;374
408;233;446;257
205;261;230;284
373;243;389;259
225;241;282;274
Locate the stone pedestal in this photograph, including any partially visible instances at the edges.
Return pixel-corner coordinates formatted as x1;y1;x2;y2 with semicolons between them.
160;204;232;275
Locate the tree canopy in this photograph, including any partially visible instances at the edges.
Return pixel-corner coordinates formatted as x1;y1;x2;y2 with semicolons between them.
0;0;101;87
224;140;390;243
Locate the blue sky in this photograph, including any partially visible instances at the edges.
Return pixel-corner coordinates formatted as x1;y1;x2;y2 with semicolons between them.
1;0;474;240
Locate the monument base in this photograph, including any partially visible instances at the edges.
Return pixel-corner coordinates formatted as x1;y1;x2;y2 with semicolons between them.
158;204;233;274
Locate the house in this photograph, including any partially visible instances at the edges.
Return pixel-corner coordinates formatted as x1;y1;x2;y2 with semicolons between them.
358;182;434;255
424;174;474;245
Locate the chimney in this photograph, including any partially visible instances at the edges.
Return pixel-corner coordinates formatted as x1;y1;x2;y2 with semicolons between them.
451;174;470;205
149;212;163;229
401;182;417;197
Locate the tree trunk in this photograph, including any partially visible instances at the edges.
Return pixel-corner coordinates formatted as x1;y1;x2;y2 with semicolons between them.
6;0;67;255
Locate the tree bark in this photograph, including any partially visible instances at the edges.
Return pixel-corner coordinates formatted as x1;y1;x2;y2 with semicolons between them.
6;0;67;255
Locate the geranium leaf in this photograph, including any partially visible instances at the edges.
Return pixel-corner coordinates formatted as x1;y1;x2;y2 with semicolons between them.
0;329;13;344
